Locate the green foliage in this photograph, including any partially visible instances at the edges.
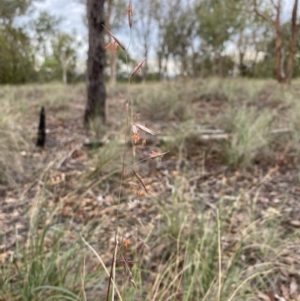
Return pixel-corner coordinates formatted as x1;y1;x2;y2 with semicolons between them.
39;56;62;82
0;0;33;23
31;10;62;57
197;0;238;51
0;26;36;83
195;54;235;77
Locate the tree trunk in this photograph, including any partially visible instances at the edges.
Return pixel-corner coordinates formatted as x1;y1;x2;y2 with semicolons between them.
181;50;188;76
273;2;286;83
62;63;67;84
239;51;245;76
286;0;300;84
142;45;148;82
253;0;286;83
212;52;217;76
157;51;163;80
218;53;223;77
84;0;106;126
200;58;204;78
163;53;169;80
274;27;285;82
191;53;198;79
252;50;259;77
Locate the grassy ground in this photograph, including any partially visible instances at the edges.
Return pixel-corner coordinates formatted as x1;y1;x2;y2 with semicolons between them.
1;78;300;301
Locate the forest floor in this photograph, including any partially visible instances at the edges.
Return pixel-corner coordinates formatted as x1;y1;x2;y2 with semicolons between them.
1;78;300;301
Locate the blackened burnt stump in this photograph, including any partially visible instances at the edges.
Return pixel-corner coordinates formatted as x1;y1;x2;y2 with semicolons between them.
36;106;46;148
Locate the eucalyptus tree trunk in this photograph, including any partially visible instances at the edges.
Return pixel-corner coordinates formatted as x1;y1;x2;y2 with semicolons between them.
286;0;300;84
84;0;106;125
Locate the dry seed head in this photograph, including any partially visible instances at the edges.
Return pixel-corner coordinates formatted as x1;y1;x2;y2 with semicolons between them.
125;232;132;239
131;168;148;193
105;41;119;52
150;151;168;159
131;124;139;134
102;25;126;51
136;190;145;197
133;123;156;135
125;0;133;28
132;133;140;144
130;278;137;289
124;238;131;248
129;58;146;78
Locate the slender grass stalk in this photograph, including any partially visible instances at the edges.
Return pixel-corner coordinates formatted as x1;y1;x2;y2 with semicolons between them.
217;209;222;301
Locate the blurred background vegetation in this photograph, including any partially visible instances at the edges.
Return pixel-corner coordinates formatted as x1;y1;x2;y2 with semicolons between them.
1;0;300;84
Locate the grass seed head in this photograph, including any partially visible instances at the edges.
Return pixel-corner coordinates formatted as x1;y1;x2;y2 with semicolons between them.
133;123;156;135
125;0;133;28
102;24;126;51
129;58;146;78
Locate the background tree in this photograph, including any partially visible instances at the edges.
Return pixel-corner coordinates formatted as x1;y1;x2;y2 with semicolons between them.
84;0;106;125
230;0;271;77
31;11;62;58
253;0;300;83
162;1;196;77
0;0;33;24
51;32;79;84
0;25;36;83
196;0;240;76
0;0;37;83
153;0;177;79
133;0;156;81
286;0;300;83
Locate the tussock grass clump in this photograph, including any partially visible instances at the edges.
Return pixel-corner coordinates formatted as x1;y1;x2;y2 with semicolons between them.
88;139;121;178
0;89;30;184
223;106;273;168
1;188;80;300
284;91;300;154
134;84;193;122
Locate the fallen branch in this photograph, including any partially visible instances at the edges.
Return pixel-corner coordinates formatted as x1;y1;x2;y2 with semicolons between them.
82;128;292;148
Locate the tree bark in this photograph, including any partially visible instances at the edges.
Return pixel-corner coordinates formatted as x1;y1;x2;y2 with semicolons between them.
142;43;148;82
62;62;67;84
212;53;217;76
274;22;285;82
163;53;169;80
84;0;106;126
286;0;300;84
253;0;286;83
157;51;163;80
